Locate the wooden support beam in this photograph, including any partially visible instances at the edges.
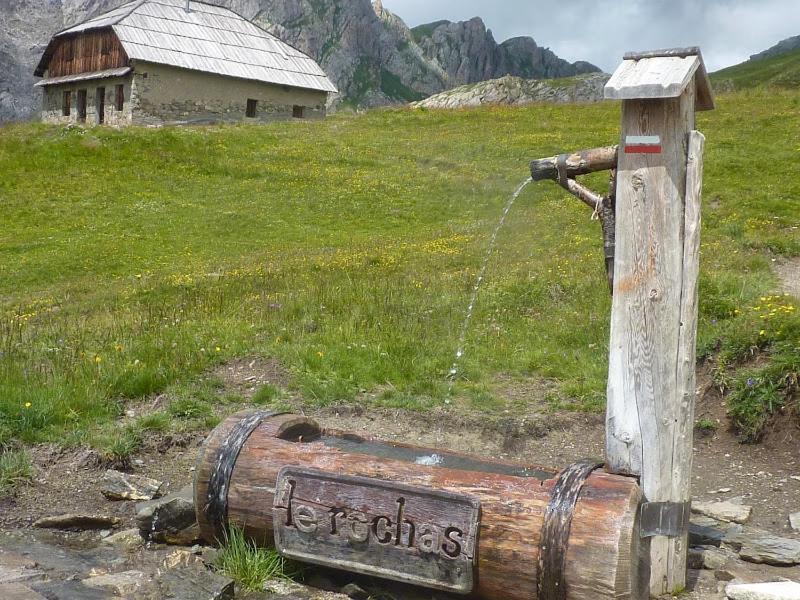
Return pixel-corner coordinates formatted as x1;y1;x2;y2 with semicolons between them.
558;178;603;210
530;146;618;181
602;170;617;292
605;78;701;596
668;129;705;586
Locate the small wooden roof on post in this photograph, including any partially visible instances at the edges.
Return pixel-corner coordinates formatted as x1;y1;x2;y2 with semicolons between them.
602;46;713;599
604;46;714;111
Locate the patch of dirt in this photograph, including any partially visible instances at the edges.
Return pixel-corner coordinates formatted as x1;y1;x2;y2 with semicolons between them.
691;361;800;533
211;356;291;399
773;256;800;298
0;439;199;530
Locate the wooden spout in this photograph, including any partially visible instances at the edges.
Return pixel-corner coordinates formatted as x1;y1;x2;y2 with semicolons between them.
530;145;618;182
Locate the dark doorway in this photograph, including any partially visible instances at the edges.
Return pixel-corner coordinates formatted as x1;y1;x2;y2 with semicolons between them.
292;105;304;119
96;87;105;124
77;89;87;122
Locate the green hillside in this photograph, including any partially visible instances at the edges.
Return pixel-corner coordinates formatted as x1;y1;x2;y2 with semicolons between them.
0;90;798;455
712;47;800;89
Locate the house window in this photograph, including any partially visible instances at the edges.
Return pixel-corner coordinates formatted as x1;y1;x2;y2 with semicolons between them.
292;105;304;119
62;91;71;116
77;89;87;122
96;87;105;125
246;98;258;118
115;84;124;111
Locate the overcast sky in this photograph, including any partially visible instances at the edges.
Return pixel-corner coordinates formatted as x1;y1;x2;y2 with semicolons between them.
381;0;800;72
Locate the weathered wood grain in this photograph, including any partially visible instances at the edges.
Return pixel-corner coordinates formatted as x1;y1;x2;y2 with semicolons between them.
274;467;480;593
665;130;705;589
530;146;618;182
604;56;700;102
605;51;714;111
195;411;648;600
47;30;128;78
605;78;699;596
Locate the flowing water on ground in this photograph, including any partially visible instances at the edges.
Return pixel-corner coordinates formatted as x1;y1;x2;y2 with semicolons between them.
447;177;532;397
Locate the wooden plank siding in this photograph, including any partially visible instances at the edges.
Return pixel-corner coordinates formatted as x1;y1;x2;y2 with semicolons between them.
47;30;128;77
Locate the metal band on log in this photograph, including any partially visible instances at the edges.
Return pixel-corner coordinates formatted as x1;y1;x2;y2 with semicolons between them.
538;461;603;600
195;410;320;543
195;411;649;600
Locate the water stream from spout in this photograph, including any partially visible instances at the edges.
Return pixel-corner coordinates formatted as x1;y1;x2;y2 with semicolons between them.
447;177;532;397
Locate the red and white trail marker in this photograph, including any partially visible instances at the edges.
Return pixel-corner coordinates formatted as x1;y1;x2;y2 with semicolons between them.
624;135;662;154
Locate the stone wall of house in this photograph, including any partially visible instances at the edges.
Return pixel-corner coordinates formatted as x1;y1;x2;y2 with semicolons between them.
131;61;328;126
40;75;133;126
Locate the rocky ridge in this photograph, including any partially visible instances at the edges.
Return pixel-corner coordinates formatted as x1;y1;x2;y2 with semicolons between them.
749;34;800;62
0;0;599;120
250;0;600;108
411;73;609;109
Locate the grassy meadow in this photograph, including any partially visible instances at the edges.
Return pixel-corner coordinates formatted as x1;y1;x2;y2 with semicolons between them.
0;88;798;457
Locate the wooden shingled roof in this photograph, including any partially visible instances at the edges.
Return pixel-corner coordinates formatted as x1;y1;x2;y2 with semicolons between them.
604;47;714;111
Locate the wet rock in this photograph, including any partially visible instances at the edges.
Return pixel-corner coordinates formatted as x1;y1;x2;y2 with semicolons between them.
135;484;198;544
689;546;729;570
725;581;800;599
790;513;800;533
101;528;143;551
0;583;47;599
201;546;220;566
32;580;110;600
162;549;202;569
157;563;234;600
32;514;121;530
341;582;369;599
737;534;800;566
265;579;351;599
693;500;753;524
100;469;163;501
0;564;45;585
0;552;38;570
82;570;147;596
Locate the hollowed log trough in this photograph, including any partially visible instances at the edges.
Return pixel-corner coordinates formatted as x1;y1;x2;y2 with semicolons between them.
195;411;649;599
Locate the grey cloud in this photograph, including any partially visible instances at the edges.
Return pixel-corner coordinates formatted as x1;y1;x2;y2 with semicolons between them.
381;0;800;72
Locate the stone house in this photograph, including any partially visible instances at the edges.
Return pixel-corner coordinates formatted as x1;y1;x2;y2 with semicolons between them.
33;0;337;126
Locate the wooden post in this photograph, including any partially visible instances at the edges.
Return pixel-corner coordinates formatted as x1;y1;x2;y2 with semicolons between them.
603;48;714;596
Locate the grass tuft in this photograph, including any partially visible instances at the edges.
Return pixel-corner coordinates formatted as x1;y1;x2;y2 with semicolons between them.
725;344;799;442
216;525;300;592
0;450;34;497
252;383;281;406
136;411;172;432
